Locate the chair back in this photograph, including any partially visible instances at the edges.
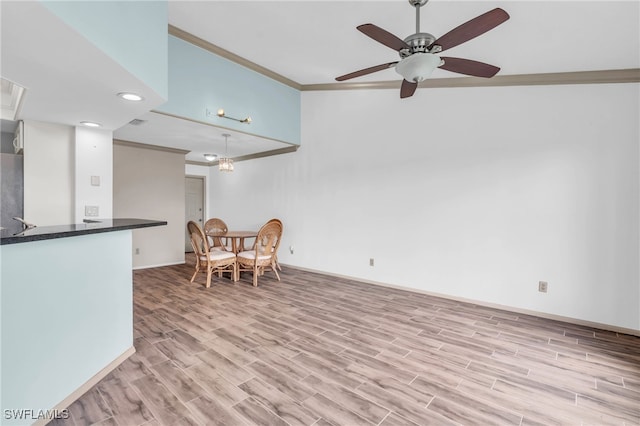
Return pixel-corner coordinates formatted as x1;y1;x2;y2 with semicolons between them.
204;218;229;249
265;218;284;271
266;218;283;232
204;218;228;234
255;220;282;258
187;221;210;257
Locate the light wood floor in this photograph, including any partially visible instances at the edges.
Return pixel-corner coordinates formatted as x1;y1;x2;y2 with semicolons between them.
51;257;640;426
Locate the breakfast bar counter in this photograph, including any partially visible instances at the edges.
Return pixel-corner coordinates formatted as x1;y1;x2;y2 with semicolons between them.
1;218;166;425
0;218;167;245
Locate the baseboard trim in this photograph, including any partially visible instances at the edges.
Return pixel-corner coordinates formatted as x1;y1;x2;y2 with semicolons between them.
38;346;136;426
282;264;640;337
133;260;185;270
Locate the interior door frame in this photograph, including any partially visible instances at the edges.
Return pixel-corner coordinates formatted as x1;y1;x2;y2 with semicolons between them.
185;174;206;251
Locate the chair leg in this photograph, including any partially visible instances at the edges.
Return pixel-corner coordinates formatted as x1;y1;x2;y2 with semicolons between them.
272;262;281;281
190;266;199;283
224;265;233;282
252;264;258;287
206;269;212;288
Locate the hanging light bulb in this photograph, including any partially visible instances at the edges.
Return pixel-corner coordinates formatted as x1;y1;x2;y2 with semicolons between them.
219;133;234;172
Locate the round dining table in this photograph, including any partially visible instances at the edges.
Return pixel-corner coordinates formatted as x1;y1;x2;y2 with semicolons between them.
208;230;257;253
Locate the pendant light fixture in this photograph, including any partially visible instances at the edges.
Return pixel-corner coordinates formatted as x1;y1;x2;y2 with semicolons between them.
219;133;234;172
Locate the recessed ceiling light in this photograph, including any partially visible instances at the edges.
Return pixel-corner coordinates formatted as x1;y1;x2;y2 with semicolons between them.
117;92;144;102
80;121;101;128
204;153;217;162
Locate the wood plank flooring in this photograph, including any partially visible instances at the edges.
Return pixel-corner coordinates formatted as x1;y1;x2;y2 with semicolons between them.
50;257;640;426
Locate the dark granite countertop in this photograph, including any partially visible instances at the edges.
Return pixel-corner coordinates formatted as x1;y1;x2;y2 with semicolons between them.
0;218;167;245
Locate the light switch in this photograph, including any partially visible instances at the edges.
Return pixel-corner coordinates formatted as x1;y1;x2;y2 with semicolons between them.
91;176;100;186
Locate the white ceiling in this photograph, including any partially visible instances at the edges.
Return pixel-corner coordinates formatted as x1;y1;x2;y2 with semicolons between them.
2;1;639;163
167;0;640;84
114;111;291;160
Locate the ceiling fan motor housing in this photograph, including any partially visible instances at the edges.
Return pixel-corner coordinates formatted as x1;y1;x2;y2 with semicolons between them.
401;32;437;58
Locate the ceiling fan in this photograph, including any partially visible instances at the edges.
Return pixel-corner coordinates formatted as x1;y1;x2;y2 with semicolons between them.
336;0;510;98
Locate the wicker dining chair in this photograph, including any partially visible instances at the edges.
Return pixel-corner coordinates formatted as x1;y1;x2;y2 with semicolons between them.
237;220;282;287
266;218;283;271
187;221;237;288
203;217;232;251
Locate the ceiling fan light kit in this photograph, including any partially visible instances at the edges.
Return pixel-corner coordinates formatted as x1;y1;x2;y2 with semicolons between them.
395;52;441;82
336;0;510;98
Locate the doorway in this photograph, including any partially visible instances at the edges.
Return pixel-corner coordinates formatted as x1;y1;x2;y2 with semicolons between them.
185;175;205;252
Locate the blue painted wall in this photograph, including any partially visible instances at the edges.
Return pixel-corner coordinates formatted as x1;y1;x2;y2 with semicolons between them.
158;35;301;145
41;1;168;100
38;3;300;145
1;232;133;424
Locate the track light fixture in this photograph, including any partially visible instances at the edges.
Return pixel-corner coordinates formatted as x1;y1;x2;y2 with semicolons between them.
217;108;251;124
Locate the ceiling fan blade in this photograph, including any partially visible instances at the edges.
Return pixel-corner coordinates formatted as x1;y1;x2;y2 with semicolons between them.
357;24;410;52
400;79;418;98
431;8;509;53
335;62;398;81
439;57;500;78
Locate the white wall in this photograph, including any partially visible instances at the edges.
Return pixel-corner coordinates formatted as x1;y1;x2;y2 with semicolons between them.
209;83;639;332
22;121;115;226
113;142;185;269
207;158;289;231
74;127;113;222
23;120;74;226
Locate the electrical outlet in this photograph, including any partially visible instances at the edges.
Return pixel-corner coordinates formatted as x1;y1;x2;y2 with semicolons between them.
135;248;140;255
538;281;548;293
369;258;374;267
289;245;294;254
84;205;99;217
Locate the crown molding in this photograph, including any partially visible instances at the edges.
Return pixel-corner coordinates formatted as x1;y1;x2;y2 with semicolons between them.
301;68;640;92
168;25;301;90
169;25;638;93
113;139;190;155
233;144;298;163
187;145;299;168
